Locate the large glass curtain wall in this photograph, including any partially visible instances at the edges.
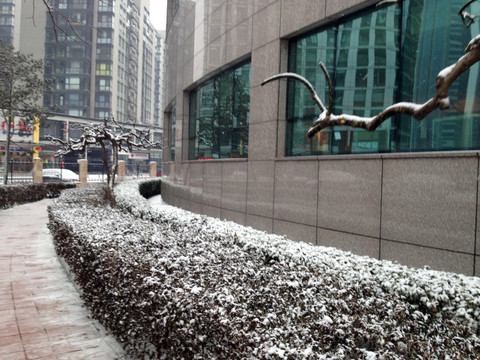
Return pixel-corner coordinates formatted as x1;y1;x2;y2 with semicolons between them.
189;62;251;160
287;0;480;156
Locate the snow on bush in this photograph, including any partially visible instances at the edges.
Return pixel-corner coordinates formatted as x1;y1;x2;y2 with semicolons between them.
0;182;75;209
47;181;480;359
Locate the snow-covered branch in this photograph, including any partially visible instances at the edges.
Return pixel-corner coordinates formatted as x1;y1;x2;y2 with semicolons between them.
47;117;162;192
458;0;480;27
48;118;161;156
262;24;480;139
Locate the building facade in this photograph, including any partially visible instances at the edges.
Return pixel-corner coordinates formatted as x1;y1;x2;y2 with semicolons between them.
0;0;164;170
40;0;160;126
163;0;480;276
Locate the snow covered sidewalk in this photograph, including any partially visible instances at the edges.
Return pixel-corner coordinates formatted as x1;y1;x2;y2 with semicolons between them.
0;199;125;360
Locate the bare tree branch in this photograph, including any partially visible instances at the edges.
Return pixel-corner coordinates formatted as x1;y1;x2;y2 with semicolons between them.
376;0;400;7
40;0;90;44
262;32;480;138
459;0;480;27
261;72;328;114
47;117;162;191
319;62;334;116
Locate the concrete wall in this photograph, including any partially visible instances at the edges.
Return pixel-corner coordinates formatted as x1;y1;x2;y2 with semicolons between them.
162;152;480;276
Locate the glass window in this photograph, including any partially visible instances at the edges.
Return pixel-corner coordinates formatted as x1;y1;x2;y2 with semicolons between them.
97;46;112;60
99;1;113;12
97;78;111;91
189;62;251;160
0;4;13;14
98;14;113;28
96;62;112;76
66;45;86;58
397;0;480;152
287;4;400;156
170;106;176;161
96;111;110;119
66;93;82;106
65;77;80;90
95;94;111;108
66;61;81;74
73;0;88;9
287;0;480;156
97;29;113;43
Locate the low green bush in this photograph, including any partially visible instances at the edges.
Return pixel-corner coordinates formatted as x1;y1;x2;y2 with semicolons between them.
0;182;76;209
47;180;480;359
138;178;161;199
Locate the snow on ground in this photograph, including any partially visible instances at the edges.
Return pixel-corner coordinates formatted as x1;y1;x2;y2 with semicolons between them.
47;180;480;359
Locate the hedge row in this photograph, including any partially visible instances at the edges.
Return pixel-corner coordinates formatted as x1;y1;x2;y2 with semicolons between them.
138;178;161;199
0;182;76;209
47;181;480;359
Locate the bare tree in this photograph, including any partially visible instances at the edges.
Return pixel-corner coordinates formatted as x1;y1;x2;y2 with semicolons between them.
262;0;480;139
0;40;51;184
47;117;161;205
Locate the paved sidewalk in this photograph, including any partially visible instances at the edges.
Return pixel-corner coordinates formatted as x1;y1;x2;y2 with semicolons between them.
0;199;126;360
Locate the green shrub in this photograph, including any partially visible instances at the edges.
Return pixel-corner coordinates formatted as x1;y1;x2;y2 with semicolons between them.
49;182;480;359
138;178;161;199
0;182;76;209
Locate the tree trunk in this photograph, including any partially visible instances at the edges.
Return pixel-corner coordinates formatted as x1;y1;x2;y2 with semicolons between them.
99;141;111;186
2;114;13;185
110;144;119;189
99;141;115;207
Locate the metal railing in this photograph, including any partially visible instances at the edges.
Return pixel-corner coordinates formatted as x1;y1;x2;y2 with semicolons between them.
0;161;34;183
0;160;152;184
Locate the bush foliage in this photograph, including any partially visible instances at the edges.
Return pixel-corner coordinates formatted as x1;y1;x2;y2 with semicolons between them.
138;178;161;199
0;182;76;209
47;180;480;359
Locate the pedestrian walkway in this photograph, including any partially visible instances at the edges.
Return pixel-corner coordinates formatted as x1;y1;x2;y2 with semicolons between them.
0;199;126;360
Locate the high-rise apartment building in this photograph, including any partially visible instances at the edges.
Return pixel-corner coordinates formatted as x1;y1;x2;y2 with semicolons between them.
0;0;164;170
0;0;15;45
154;30;166;129
1;0;164;128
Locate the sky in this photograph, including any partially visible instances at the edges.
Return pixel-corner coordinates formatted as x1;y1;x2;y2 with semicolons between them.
149;0;168;31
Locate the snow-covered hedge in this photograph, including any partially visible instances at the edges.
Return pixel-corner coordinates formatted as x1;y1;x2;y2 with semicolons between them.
138;178;161;199
48;181;480;359
0;182;75;209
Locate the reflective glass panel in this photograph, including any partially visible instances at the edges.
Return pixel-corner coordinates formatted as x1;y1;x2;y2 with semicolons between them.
398;0;480;151
189;62;251;160
287;5;400;156
287;0;480;156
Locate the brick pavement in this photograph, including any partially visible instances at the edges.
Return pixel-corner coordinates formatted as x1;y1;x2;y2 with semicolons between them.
0;199;126;360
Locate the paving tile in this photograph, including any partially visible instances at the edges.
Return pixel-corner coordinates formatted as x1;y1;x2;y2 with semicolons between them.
0;309;16;323
20;330;50;346
0;321;19;337
24;344;56;359
0;301;15;312
0;351;26;360
18;320;45;335
0;334;21;346
0;341;24;355
0;200;125;359
14;306;39;320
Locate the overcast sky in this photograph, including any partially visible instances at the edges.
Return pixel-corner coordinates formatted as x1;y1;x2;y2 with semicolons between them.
149;0;168;31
